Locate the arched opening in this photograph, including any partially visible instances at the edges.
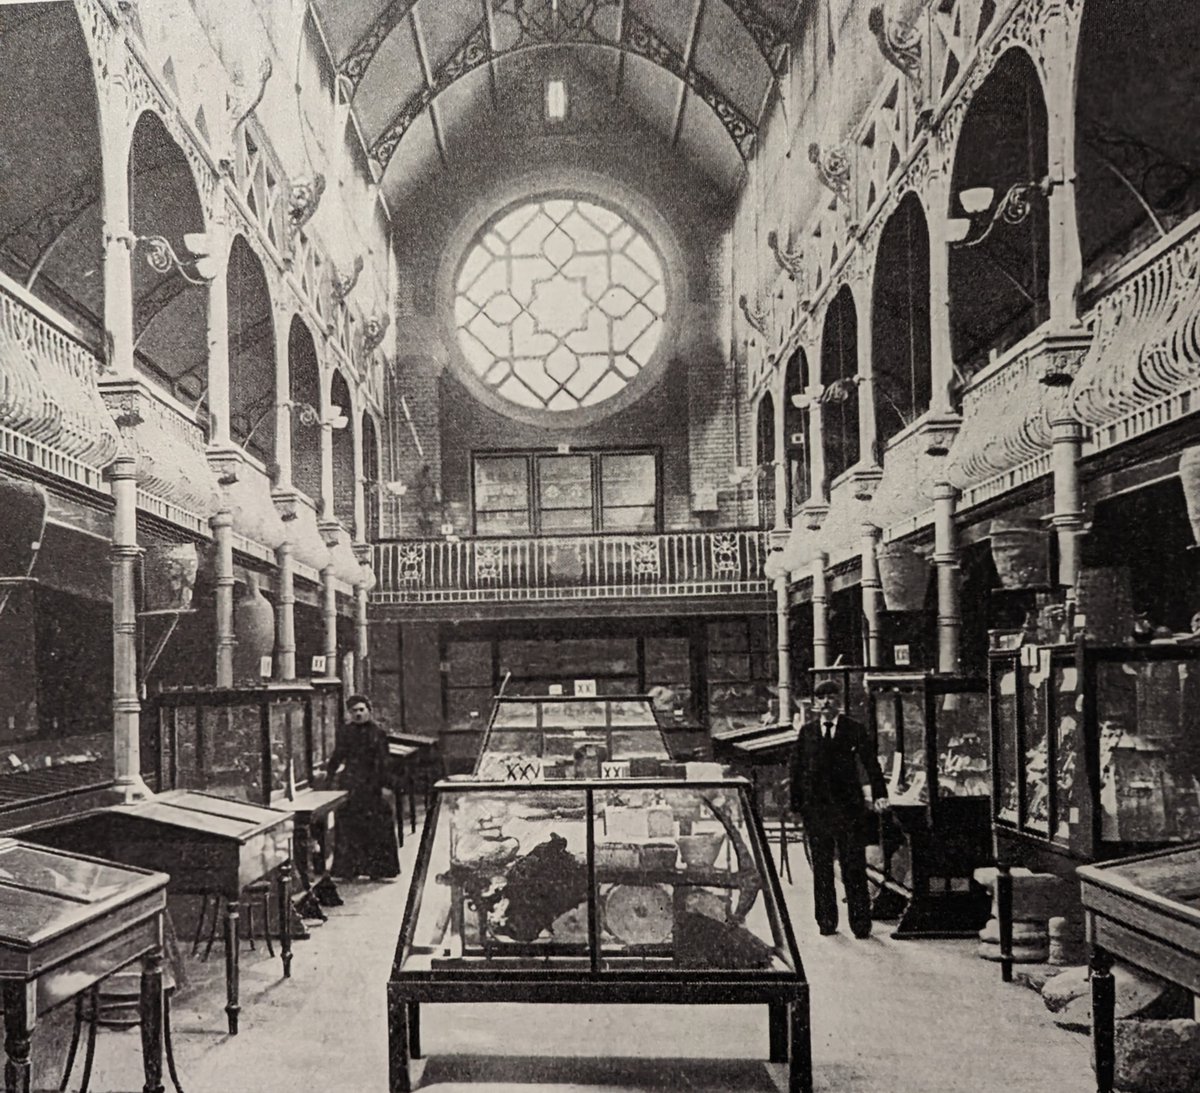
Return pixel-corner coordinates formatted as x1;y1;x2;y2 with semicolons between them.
362;414;381;542
783;348;811;516
948;49;1049;379
330;370;355;532
128;111;208;409
289;316;322;503
871;193;931;447
0;5;104;334
819;286;860;486
755;393;776;529
1075;0;1200;289
227;237;276;463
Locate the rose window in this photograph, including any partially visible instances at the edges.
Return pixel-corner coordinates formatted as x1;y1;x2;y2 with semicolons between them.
454;198;667;412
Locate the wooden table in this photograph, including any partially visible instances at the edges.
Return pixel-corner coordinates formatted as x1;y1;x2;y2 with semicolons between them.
0;837;169;1093
1078;844;1200;1093
274;788;348;917
16;790;293;1036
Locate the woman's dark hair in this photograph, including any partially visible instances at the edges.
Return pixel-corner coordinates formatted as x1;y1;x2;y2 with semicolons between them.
346;694;372;710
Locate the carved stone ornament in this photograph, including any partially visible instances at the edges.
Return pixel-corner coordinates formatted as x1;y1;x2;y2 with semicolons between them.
228;56;273;135
851;465;884;502
271;487;300;523
331;255;364;303
361;312;390;354
738;293;769;336
288;174;326;232
868;5;921;82
802;501;830;532
808;142;852;206
767;230;806;283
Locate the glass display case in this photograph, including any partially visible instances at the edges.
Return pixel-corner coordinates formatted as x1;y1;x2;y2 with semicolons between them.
865;672;992;938
809;665;870;722
473;695;675;781
387;776;811;1093
308;677;343;782
147;682;317;807
989;641;1200;874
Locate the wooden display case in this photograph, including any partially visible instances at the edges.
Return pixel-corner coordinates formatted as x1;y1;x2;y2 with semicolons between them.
387;777;810;1092
0;837;169;1090
1078;844;1200;1093
864;672;992;938
988;641;1200;880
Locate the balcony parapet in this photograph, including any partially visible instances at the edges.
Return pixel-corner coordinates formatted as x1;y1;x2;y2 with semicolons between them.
371;529;771;606
946;324;1090;492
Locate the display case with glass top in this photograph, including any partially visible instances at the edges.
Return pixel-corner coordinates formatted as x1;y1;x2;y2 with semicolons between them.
387;777;811;1093
0;838;170;1091
865;672;992;938
473;695;675;781
989;641;1200;876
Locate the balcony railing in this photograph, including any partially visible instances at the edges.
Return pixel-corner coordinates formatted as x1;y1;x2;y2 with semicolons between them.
372;529;771;605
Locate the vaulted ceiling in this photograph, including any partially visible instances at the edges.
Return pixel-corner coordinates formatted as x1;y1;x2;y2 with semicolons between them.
311;0;803;204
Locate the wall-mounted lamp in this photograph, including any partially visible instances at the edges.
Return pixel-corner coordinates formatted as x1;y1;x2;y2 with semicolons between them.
124;232;219;285
946;178;1053;249
283;400;349;430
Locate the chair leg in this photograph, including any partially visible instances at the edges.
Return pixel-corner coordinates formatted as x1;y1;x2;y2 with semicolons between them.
202;896;222;962
59;995;85;1091
191;893;211;957
261;891;275;959
164;994;185;1093
244;897;257;952
78;989;99;1093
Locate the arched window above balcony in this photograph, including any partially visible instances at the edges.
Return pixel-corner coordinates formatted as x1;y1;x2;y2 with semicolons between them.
819;287;860;486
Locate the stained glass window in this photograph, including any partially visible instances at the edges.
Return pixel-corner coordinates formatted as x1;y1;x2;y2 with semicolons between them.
454;198;667;412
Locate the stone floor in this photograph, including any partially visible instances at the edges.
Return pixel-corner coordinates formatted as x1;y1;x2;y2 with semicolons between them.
36;827;1096;1093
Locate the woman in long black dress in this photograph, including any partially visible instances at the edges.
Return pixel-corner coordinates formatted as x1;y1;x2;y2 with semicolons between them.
325;694;401;880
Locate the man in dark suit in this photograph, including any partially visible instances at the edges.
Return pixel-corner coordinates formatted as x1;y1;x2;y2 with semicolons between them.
789;680;889;937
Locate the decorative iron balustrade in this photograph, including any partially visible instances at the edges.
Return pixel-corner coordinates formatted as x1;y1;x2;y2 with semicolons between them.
372;529;771;604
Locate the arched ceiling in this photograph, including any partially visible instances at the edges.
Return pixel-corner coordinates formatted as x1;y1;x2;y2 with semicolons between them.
311;0;802;200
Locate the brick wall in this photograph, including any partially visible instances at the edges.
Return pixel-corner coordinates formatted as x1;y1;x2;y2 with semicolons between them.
379;135;750;537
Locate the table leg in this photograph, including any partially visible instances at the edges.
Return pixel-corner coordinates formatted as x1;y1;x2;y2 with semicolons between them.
2;981;32;1093
278;861;293;978
768;1001;788;1063
294;820;326;921
996;861;1014;983
407;1001;422;1059
789;997;813;1093
407;770;417;834
224;899;240;1035
139;949;166;1093
1090;944;1116;1093
388;992;412;1093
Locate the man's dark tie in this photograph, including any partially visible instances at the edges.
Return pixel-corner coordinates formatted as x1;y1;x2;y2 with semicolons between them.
822;721;833;740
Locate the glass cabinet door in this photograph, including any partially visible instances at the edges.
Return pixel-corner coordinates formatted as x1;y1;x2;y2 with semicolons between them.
1051;662;1085;844
1096;657;1200;844
992;662;1019;824
935;690;990;798
899;691;928;805
1021;664;1051;836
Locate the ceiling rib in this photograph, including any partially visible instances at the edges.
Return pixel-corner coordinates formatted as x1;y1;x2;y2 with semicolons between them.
409;9;450;165
671;0;707;148
482;0;501;111
340;0;420;93
726;0;791;72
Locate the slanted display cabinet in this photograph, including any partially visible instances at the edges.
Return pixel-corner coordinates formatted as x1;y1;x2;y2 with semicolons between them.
387;777;811;1092
473;695;675;781
988;641;1200;879
864;672;992;938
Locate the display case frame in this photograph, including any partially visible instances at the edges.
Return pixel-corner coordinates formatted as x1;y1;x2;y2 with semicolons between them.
147;682;318;808
988;640;1200;877
472;694;675;781
863;671;992;939
387;776;811;1093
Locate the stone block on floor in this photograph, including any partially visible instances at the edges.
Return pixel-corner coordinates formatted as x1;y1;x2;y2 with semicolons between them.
1048;962;1185;1032
1112;1018;1200;1093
